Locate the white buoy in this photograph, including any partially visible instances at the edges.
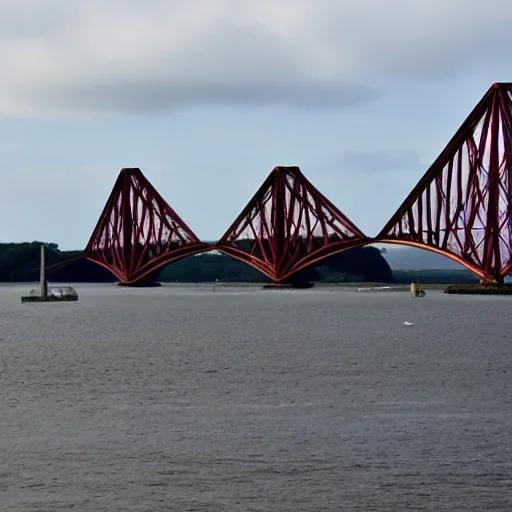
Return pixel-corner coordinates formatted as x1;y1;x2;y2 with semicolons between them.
404;321;415;326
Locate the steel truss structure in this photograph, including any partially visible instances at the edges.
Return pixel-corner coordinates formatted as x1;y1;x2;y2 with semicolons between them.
80;83;512;285
85;168;209;285
377;82;512;283
215;166;368;282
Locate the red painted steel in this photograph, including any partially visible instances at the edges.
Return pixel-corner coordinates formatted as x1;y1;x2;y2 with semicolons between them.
378;83;512;283
216;166;369;282
85;168;209;285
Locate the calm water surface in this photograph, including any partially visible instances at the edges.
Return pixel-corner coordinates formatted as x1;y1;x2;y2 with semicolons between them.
0;283;511;511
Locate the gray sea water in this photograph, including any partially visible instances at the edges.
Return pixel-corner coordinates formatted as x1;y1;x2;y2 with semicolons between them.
0;283;511;511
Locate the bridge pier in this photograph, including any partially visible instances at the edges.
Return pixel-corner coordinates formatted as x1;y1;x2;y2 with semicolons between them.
479;277;504;286
262;281;314;290
117;280;162;288
446;275;512;294
117;268;163;287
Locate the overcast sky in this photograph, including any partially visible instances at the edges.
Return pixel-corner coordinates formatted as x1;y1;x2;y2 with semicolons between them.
1;0;511;250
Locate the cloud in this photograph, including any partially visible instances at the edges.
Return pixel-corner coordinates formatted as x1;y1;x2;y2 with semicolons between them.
338;149;424;173
1;0;511;117
39;81;379;114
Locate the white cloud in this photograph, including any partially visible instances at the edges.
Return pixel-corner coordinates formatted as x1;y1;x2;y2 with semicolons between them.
1;0;511;117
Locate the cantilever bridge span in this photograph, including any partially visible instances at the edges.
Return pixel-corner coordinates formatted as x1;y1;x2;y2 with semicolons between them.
75;82;512;286
84;168;211;286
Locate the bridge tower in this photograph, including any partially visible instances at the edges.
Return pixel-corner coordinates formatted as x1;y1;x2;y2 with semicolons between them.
85;168;210;285
216;166;368;284
378;83;512;284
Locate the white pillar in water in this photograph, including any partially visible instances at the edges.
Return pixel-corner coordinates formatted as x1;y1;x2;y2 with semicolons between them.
40;243;47;298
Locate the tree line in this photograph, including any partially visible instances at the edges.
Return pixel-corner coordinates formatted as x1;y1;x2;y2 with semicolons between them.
0;241;478;284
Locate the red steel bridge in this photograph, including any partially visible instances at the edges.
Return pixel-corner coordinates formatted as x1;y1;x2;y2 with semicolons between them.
54;82;512;285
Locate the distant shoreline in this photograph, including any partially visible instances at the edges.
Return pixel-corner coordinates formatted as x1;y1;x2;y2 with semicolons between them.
0;242;479;286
